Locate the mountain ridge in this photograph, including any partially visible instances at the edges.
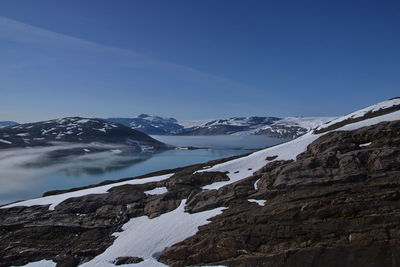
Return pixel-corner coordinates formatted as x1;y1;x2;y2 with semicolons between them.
105;114;335;139
0;117;169;153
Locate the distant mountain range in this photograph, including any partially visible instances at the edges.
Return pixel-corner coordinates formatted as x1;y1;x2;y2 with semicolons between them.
1;114;336;141
0;117;169;155
105;115;335;139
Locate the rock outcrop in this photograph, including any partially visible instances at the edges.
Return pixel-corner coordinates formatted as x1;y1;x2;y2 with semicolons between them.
160;120;400;267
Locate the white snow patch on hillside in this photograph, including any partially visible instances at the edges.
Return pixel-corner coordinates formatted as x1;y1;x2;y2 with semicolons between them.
94;128;106;133
334;110;400;131
77;119;90;124
178;119;215;128
248;199;266;206
201;132;321;190
144;186;168;195
80;200;224;267
360;142;372;147
201;110;400;190
1;173;174;210
17;259;56;267
145;187;168;195
0;139;12;144
316;98;400;131
271;116;336;130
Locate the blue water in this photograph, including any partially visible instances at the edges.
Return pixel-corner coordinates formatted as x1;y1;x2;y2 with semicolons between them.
0;135;287;205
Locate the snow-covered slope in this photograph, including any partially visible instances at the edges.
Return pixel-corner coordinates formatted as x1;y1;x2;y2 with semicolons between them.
315;97;400;133
80;200;224;267
251;116;335;138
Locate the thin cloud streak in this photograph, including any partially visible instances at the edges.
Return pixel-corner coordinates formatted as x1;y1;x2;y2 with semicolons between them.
0;16;259;93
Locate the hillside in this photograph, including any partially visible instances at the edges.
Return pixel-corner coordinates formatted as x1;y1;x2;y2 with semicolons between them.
0;121;18;128
0;117;169;153
0;99;399;267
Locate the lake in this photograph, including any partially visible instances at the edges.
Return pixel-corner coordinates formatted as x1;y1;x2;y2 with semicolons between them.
0;135;288;205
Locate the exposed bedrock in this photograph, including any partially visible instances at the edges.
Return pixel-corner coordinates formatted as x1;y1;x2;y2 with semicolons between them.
160;121;400;267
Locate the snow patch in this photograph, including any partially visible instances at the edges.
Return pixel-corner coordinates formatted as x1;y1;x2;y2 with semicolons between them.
316;98;400;132
94;128;106;133
360;142;372;147
80;200;224;267
16;259;56;267
254;179;260;190
145;187;168;195
16;133;29;137
77;119;90;124
248;199;266;206
200;110;400;190
0;139;12;144
2;173;174;210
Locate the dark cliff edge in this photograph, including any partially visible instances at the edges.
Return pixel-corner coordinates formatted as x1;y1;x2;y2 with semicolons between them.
0;116;399;266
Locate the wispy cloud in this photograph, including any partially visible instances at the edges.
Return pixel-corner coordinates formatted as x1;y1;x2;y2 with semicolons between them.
0;16;256;93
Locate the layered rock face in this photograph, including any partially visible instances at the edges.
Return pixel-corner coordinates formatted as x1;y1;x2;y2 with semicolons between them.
161;120;400;267
0;120;399;267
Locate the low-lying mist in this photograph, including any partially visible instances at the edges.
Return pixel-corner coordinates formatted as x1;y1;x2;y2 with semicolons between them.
0;144;153;205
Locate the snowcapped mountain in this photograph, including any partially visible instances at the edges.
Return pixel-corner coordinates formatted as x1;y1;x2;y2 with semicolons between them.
178;116;335;138
251;116;335;138
0;121;18;128
2;98;400;267
105;115;334;138
177;116;281;136
105;114;184;135
0;117;169;152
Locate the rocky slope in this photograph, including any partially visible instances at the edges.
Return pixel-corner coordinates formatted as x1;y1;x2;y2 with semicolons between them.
0;117;169;155
0;99;399;267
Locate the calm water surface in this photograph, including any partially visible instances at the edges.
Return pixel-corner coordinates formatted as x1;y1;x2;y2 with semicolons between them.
0;135;288;205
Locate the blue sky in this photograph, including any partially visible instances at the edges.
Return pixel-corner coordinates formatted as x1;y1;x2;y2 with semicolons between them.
0;0;399;122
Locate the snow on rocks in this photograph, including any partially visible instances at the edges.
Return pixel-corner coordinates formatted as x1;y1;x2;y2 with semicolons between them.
360;142;372;147
201;132;321;190
0;139;12;144
1;173;174;210
17;259;57;267
94;128;106;133
200;109;400;190
80;200;224;267
248;199;266;206
145;187;168;195
16;133;29;137
316;98;400;132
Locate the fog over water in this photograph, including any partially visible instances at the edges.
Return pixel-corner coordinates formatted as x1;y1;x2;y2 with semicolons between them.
0;135;288;205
